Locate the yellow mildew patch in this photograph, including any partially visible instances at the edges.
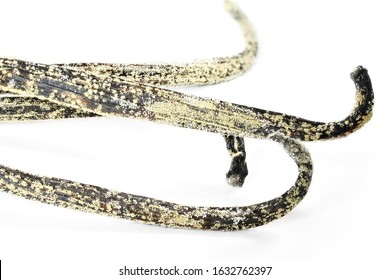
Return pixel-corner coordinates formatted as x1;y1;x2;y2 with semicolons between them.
147;95;269;138
355;111;373;131
31;181;44;192
170;214;204;229
355;90;366;107
264;112;285;123
187;97;218;111
172;215;189;226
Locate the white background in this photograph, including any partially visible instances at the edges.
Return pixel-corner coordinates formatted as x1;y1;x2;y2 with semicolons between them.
0;0;388;279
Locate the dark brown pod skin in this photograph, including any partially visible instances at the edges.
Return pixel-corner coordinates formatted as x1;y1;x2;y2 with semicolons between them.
0;1;374;230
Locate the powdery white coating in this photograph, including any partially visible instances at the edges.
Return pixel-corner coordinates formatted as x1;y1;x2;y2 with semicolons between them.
0;1;374;230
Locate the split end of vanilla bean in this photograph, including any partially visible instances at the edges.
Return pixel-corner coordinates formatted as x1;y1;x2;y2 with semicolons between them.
226;155;248;187
224;135;248;187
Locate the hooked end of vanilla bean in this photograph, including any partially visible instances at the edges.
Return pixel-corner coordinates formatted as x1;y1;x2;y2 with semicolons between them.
350;66;372;92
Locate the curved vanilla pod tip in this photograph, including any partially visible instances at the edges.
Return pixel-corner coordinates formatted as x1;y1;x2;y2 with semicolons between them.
0;132;312;230
347;66;374;133
249;66;374;141
297;66;374;140
312;66;374;140
56;0;258;87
